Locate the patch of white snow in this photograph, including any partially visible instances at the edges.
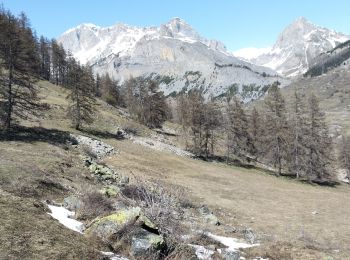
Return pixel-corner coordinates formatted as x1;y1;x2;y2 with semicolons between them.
47;205;84;233
207;233;259;251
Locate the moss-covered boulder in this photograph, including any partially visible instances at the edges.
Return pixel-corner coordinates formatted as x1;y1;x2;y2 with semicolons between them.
85;207;157;240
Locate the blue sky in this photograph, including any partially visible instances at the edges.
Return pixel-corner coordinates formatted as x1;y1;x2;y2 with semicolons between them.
2;0;350;51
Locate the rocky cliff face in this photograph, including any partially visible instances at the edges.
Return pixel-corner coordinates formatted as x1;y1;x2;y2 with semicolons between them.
234;17;350;77
58;18;285;102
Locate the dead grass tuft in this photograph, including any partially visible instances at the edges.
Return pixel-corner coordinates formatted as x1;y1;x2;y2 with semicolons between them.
77;189;114;221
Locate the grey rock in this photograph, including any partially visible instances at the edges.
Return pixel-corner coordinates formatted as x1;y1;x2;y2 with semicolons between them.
115;128;128;139
243;228;256;244
63;195;82;211
119;176;129;186
131;229;164;256
70;134;115;159
199;205;220;225
205;213;220;226
220;249;240;260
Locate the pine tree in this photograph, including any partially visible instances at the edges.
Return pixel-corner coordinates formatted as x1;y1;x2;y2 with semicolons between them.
94;73;102;97
262;82;289;175
249;107;262;159
188;89;206;156
288;90;309;178
176;93;191;148
100;73;123;107
145;80;168;128
339;136;350;176
202;96;222;158
39;36;51;80
226;96;252;161
304;94;333;180
51;39;67;85
66;58;96;130
0;10;44;132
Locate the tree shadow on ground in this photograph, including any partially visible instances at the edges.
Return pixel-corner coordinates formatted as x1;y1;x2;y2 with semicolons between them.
79;128;119;140
0;125;74;145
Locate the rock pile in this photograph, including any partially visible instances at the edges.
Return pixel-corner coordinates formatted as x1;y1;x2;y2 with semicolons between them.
70;134;116;158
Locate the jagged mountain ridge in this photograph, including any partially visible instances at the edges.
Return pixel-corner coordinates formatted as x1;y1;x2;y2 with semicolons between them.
58;18;285;102
234;17;350;77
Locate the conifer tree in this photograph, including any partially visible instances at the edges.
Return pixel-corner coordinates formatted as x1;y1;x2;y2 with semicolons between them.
339;136;350;176
187;89;206;156
304;94;333;180
262;82;289;175
226;96;252;161
288;90;309;178
144;80;168;128
39;36;51;80
249;107;262;159
51;39;67;85
202;96;222;158
66;58;96;130
100;73;123;107
0;10;44;132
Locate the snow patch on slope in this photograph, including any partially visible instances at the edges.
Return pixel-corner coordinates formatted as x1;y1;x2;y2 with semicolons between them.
207;233;259;251
47;205;84;233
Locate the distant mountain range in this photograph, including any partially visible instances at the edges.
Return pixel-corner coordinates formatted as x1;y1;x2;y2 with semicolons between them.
58;17;349;101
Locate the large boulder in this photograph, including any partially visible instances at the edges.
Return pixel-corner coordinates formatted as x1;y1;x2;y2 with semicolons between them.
198;205;220;225
85;207;157;240
131;229;164;256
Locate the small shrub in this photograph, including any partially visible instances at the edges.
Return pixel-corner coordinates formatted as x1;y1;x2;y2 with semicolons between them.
121;179;187;237
77;190;113;220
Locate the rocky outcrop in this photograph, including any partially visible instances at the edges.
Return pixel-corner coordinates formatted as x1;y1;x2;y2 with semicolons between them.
83;157;129;186
70;134;115;158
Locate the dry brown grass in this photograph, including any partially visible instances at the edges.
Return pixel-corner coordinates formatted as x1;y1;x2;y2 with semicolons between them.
105;139;350;259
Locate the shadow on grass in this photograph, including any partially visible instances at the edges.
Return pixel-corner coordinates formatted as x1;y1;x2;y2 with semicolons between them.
0;125;74;145
80;129;129;140
80;128;118;139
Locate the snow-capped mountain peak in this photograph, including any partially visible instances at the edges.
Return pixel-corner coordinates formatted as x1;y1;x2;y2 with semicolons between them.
59;18;228;65
234;18;350;77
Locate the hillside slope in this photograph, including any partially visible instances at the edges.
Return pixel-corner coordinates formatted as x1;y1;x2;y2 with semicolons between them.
305;40;350;77
1;81;350;259
282;67;350;137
